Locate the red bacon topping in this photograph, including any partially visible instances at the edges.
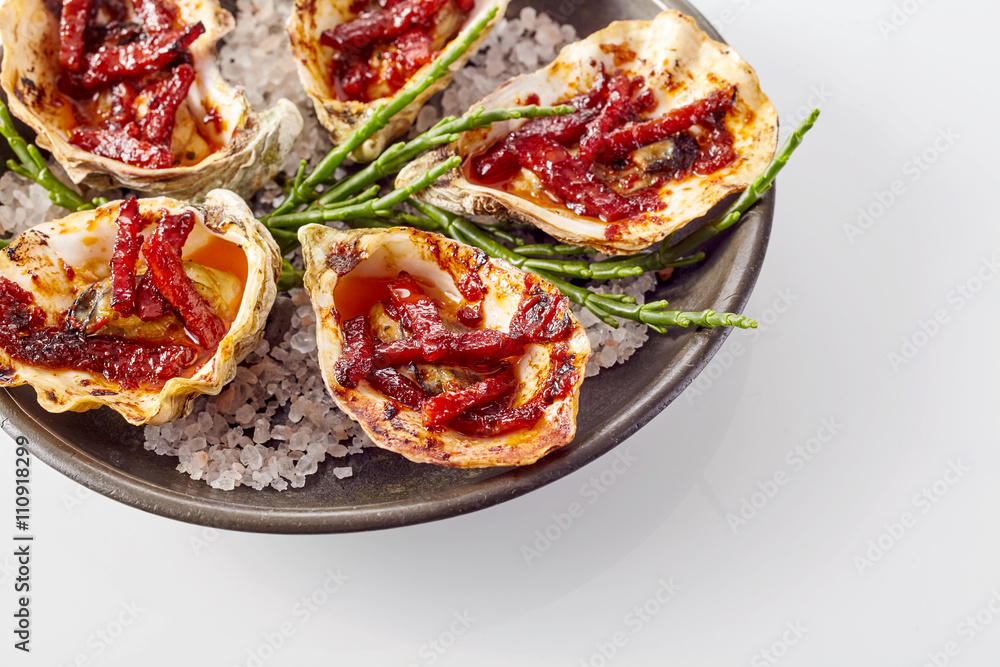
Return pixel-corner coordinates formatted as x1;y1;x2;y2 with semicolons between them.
58;0;93;73
334;316;376;389
332;270;579;437
109;196;142;316
467;74;740;224
321;0;472;103
0;277;195;389
142;211;227;350
53;0;207;169
421;369;516;428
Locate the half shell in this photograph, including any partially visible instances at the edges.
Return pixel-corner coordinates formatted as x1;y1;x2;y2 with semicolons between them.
398;10;779;254
0;189;281;425
287;0;507;163
298;224;590;468
0;0;303;200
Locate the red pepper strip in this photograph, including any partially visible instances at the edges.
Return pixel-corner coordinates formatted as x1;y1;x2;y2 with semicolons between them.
444;329;526;364
448;345;577;436
321;0;449;51
110;82;136;125
334;316;375;389
514;134;642;222
135;0;177;33
136;274;168;321
139;64;195;146
80;22;204;89
595;87;735;164
421;369;516;428
0;278;195;390
109;196;142;316
373;337;423;368
142;212;227;350
577;72;635;163
335;49;376;102
455;0;474;10
449;403;545;437
469;87;606;184
373;328;524;368
368;368;428;409
508;288;575;344
70;125;175;169
58;0;92;73
388;272;452;361
378;28;435;95
690;119;737;175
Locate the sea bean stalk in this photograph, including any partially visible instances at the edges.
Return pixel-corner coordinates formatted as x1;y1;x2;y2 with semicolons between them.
0;102;105;212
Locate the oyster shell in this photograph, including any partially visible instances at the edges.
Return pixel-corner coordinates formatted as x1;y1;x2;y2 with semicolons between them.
0;190;281;425
0;0;303;200
287;0;507;163
298;224;590;468
398;10;779;254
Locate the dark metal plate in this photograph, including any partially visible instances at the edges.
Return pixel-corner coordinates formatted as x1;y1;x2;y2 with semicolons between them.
0;0;774;533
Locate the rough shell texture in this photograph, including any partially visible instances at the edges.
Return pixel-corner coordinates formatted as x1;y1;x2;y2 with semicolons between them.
286;0;507;163
0;0;303;200
399;10;779;254
298;224;590;468
0;190;281;425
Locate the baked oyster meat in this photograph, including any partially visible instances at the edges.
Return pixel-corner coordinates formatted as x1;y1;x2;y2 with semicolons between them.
400;10;779;254
0;0;303;198
0;190;280;425
299;225;590;468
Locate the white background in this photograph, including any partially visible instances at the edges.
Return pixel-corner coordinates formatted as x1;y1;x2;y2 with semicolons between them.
3;0;1000;665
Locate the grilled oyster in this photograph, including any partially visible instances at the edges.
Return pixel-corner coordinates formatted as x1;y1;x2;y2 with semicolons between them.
398;10;779;254
287;0;507;163
0;190;281;425
298;224;590;468
0;0;303;200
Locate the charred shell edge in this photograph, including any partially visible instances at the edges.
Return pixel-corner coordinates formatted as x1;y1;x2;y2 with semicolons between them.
0;0;304;201
298;223;591;468
0;189;281;426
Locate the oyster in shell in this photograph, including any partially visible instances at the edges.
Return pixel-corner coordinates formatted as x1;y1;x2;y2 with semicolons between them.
287;0;507;163
0;190;281;425
298;224;590;468
398;10;779;254
0;0;303;200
